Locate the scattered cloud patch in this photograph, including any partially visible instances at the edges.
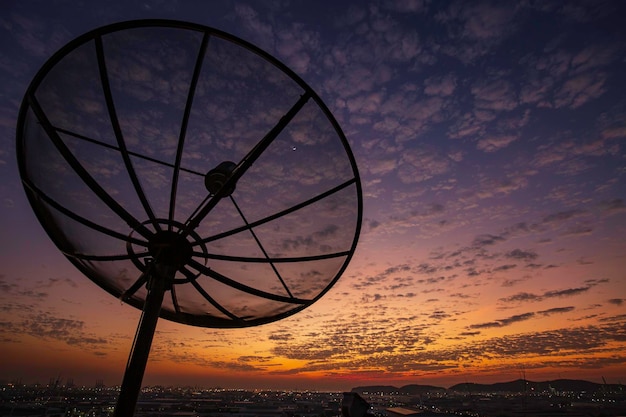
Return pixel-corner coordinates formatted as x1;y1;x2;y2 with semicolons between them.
505;249;538;261
470;312;535;329
500;280;607;304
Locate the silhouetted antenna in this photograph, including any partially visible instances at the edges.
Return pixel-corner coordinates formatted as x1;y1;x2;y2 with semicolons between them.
17;19;362;417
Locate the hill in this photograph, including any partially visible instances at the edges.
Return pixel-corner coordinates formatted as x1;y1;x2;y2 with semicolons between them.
352;379;622;394
447;379;608;393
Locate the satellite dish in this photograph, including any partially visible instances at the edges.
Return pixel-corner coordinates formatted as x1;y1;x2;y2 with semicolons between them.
16;20;362;415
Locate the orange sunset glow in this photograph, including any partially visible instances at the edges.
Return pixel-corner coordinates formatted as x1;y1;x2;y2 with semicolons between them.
1;0;625;393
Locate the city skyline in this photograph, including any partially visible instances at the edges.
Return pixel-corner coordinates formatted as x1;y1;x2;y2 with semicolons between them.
1;0;625;392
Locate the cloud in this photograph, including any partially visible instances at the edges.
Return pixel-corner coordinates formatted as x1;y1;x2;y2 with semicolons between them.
354;264;412;290
500;281;607;303
570;44;618;73
501;277;527;287
423;74;457;97
554;72;607;109
420;203;446;217
266;315;626;377
376;94;447;142
268;330;293;341
470;312;535;329
459;2;517;40
348;92;384;115
397;147;452;184
208;360;262;372
361;293;386;303
599;199;626;214
234;4;275;45
561;225;592;236
278;223;342;254
501;292;541;303
429;310;451;320
459;331;481;337
601;127;626;140
476;134;518;152
598;314;626;324
532;134;618;174
537;306;575;315
472;234;505;247
44;277;79;288
607;299;624;306
543;287;591;298
475;174;529;198
0;311;108;350
382;0;428;13
493;264;517;272
6;14;71;58
434;2;519;63
0;277;49;300
471;79;518;111
542;209;585;224
519;76;554;105
415;263;438;275
448;111;487;139
450;292;473;299
275;24;320;74
505;249;538;261
0;276;18;294
367;157;400;176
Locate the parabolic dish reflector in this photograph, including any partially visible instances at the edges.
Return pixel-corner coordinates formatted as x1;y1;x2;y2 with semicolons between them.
17;19;362;328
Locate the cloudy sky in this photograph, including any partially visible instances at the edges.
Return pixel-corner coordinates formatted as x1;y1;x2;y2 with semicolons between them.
1;0;625;391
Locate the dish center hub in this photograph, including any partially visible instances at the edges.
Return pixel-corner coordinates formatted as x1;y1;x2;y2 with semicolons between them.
148;230;193;268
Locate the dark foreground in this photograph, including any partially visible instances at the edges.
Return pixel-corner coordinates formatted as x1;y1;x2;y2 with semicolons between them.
1;380;625;417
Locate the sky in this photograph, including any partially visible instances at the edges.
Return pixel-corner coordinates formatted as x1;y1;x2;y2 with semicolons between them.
1;0;625;392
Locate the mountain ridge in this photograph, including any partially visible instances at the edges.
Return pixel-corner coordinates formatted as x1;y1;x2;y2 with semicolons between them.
351;379;623;394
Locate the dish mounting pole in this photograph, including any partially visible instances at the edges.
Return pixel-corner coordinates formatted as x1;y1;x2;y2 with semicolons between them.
114;263;174;417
